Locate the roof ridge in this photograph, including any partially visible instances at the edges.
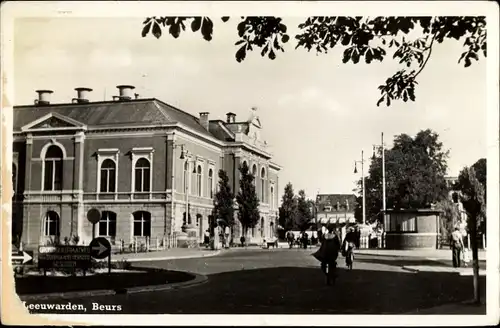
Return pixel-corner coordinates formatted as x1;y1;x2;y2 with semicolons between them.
152;100;171;121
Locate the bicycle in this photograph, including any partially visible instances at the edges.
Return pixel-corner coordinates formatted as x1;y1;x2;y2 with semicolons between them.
345;247;354;270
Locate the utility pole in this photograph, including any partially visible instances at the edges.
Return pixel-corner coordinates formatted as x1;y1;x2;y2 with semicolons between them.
354;151;366;225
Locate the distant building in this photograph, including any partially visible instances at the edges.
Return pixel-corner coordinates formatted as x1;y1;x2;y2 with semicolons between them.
314;194;357;227
12;86;281;250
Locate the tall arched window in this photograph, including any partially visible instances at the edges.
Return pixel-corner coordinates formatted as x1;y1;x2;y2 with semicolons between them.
196;165;202;197
100;159;116;192
183;161;189;193
44;145;63;191
270;186;274;209
133;211;151;236
252;164;257;188
99;211;117;237
260;217;264;237
260;168;266;202
44;211;60;236
12;163;17;194
208;169;214;198
134;158;150;192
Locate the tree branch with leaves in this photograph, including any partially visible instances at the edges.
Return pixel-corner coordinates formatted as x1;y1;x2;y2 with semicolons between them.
142;16;486;107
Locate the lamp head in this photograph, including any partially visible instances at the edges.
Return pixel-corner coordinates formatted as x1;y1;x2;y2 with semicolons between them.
354;163;358;174
179;145;187;160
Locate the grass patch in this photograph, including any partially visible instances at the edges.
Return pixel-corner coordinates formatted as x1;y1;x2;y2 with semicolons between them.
15;267;195;295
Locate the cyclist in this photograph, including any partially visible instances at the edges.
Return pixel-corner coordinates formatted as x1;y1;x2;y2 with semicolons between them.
342;226;357;269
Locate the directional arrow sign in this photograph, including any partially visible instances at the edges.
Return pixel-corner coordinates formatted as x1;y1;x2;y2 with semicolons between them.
12;251;33;265
89;237;111;259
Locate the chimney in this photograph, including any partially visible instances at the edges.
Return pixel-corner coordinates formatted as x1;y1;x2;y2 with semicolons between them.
35;90;54;105
116;85;135;100
134;93;140;99
72;87;93;103
226;112;236;123
199;112;209;130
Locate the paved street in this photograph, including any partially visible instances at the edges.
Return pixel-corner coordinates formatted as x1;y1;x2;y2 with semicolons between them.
23;248;486;314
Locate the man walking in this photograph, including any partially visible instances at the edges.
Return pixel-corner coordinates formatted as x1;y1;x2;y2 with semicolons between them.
451;227;465;268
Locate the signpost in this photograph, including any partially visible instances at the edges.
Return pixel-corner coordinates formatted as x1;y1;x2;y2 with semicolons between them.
87;208;101;239
38;245;91;270
90;237;112;273
12;251;33;266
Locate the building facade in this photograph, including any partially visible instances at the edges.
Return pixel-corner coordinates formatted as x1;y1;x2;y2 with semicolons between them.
12;86;281;250
314;194;357;227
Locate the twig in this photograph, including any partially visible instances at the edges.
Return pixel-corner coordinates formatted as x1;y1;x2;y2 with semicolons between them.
412;32;437;79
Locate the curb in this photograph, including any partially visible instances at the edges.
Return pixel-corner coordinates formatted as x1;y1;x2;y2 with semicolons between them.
112;250;221;263
401;266;419;273
18;271;208;301
401;266;486;276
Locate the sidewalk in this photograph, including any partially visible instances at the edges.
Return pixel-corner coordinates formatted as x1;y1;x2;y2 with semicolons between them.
112;248;221;262
402;265;487;276
407;299;486;314
357;248;487;261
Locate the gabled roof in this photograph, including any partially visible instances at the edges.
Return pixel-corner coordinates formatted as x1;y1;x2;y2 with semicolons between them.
208;120;235;141
316;194;357;211
13;98;210;136
21;112;87;132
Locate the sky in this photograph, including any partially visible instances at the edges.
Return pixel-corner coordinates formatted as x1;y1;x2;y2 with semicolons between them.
13;17;488;201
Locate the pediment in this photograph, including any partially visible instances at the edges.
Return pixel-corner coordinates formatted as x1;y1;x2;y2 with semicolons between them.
21;113;87;132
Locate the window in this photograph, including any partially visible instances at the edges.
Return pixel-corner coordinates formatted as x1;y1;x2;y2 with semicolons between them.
100;159;116;192
134;158;150;192
261;217;264;237
270;186;274;209
12;163;17;193
196;165;202;197
44;211;60;236
43;145;63;191
133;211;151;236
183;161;189;193
260;168;266;202
98;211;117;237
400;216;416;231
208;169;214;198
252;164;257;188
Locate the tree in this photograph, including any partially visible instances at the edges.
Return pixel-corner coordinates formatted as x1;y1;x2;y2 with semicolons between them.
355;129;449;222
296;190;313;232
471;158;486;199
141;16;486;107
236;162;260;236
279;182;297;232
212;169;235;230
434;198;460;245
456;166;486;304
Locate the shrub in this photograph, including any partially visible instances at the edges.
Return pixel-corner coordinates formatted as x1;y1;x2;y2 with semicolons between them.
113;260;131;270
72;235;80;245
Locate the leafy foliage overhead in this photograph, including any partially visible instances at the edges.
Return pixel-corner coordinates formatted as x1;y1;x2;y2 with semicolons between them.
142;16;486;107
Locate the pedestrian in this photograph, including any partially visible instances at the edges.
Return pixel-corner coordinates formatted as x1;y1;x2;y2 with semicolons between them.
312;225;341;285
287;231;295;249
462;247;471;267
204;229;210;248
450;227;464;268
302;231;309;249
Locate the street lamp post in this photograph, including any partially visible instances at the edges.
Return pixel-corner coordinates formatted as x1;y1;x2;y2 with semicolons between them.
354;150;366;225
372;132;387;212
179;146;195;229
